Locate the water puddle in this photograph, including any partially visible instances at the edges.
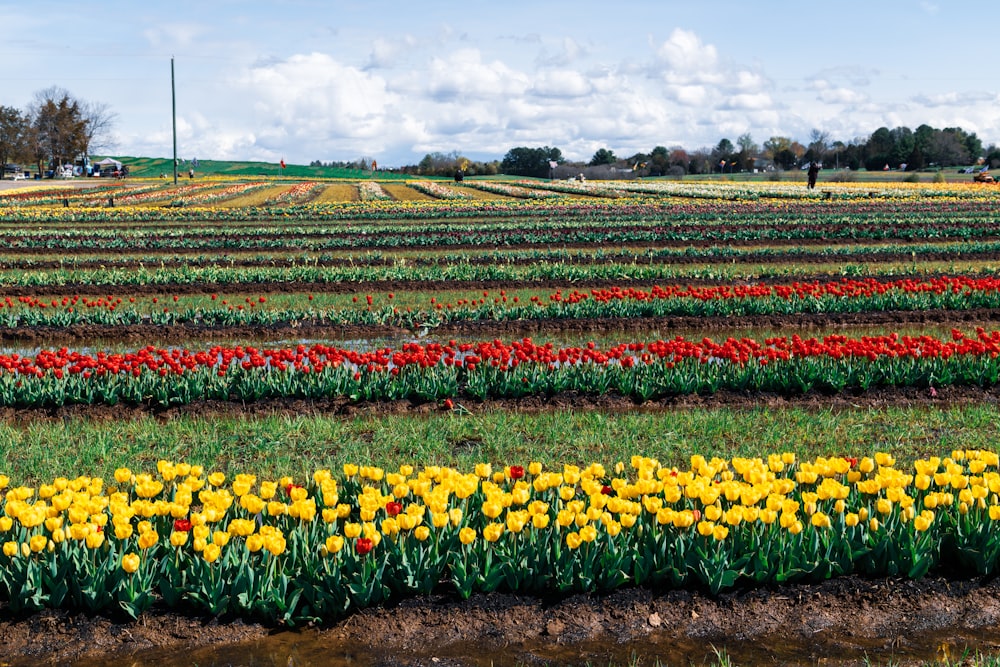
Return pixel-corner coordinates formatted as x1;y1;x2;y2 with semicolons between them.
63;626;1000;667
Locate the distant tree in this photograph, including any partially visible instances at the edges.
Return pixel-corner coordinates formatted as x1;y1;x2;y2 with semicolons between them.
0;106;29;169
864;126;895;170
687;147;713;175
914;124;935;155
985;144;1000;169
648;146;669;175
763;136;793;160
668;147;689;174
905;146;925;171
772;148;797;171
929;130;971;166
589;148;616;166
500;146;563;178
808;129;830;161
735;133;759;171
79;100;117;165
416;150;472;176
29;87;87;175
890;127;914;165
960;129;983;162
712;138;734;171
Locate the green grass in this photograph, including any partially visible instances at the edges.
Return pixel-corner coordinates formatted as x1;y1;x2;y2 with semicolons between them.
2;405;999;485
94;156;414;180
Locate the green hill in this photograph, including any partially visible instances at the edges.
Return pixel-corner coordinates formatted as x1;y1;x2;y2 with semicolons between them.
95;156;411;180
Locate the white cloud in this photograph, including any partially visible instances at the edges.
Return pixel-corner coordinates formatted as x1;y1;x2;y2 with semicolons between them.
531;70;592;98
665;84;708;107
648;28;772;114
424;49;530;100
366;35;419;69
817;88;869;105
912;91;996;107
238;53;394;131
536;37;587;67
654;28;718;75
718;93;775;111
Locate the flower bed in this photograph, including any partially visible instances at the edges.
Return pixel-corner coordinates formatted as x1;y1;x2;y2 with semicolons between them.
0;329;998;407
2;449;998;625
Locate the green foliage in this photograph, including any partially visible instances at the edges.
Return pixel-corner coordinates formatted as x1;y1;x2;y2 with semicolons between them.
500;146;563;177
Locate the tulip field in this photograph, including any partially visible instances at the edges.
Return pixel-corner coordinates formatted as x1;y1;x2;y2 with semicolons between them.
4;176;1000;660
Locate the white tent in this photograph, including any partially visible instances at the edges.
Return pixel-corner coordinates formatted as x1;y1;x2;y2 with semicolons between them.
96;158;122;169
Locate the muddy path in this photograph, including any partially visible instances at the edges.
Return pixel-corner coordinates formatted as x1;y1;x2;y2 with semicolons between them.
2;574;1000;666
1;308;998;345
0;384;996;425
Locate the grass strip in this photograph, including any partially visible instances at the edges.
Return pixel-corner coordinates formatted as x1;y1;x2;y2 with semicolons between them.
1;404;996;485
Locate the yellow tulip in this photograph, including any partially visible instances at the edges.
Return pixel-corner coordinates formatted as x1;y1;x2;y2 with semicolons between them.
565;532;582;549
264;534;286;556
459;527;477;545
203;543;222;563
85;530;104;549
29;534;47;553
246;534;265;553
483;523;504;542
325;535;345;554
121;552;141;574
138;530;159;550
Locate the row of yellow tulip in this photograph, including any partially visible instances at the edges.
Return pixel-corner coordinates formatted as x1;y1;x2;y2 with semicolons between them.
2;450;999;622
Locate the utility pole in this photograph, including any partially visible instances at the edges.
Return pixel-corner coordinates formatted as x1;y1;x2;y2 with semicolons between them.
171;57;178;185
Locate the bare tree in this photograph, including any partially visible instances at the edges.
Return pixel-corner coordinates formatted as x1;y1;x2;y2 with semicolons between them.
808;129;830;162
80;100;118;161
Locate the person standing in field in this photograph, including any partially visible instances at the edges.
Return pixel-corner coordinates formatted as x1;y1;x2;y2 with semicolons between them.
807;161;820;189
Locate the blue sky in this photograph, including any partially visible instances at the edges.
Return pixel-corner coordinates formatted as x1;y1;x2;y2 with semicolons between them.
3;0;997;166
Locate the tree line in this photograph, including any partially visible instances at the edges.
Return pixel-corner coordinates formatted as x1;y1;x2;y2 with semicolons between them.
0;87;116;177
322;124;997;179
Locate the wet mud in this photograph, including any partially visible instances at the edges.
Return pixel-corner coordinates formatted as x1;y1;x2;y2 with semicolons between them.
3;575;1000;666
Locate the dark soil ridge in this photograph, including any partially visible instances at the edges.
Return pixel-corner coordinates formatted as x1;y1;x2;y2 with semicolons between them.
1;384;997;424
2;221;996;248
2;247;997;272
1;308;998;344
0;272;994;298
3;574;1000;667
0;234;989;257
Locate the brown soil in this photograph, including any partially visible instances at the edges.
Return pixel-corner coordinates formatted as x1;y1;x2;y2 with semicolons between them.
1;308;998;345
0;384;996;425
3;575;1000;666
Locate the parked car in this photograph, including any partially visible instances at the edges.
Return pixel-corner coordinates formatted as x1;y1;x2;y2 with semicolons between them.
3;164;25;180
